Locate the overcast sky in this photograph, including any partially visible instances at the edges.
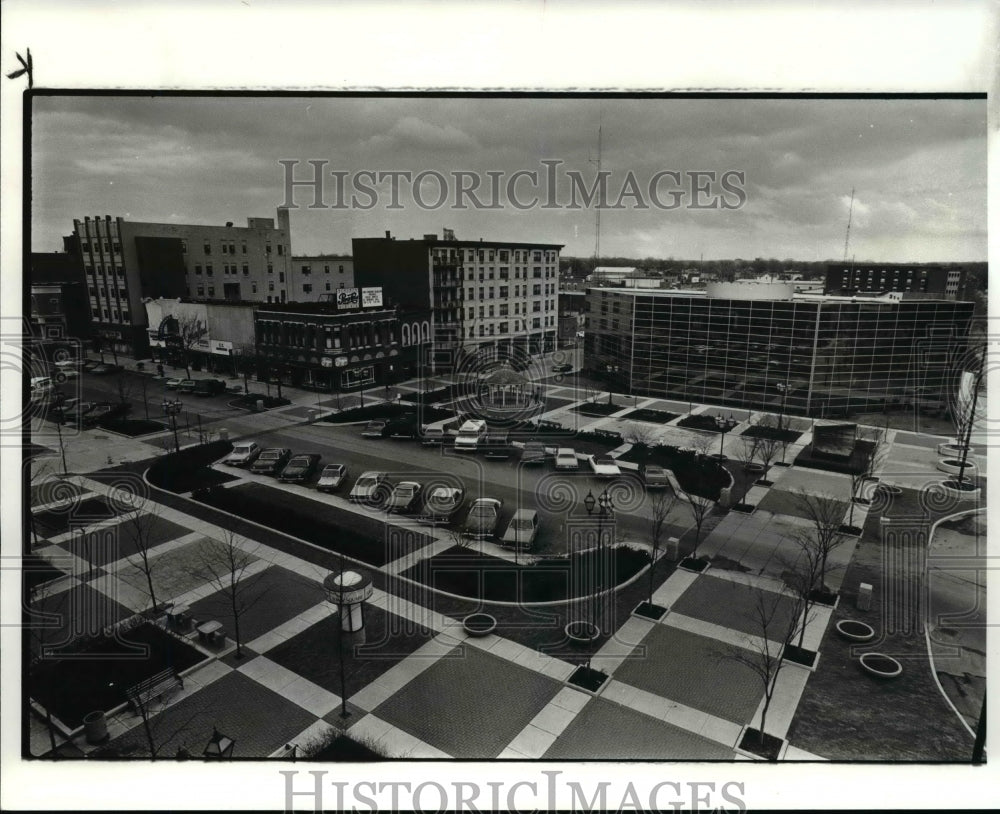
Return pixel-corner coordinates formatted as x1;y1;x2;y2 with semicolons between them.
31;95;986;262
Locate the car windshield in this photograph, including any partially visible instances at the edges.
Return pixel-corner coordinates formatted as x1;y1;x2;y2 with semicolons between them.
356;476;377;488
471;505;495;517
260;452;279;460
597;458;615;465
396;485;416;496
513;520;533;529
234;446;252;454
289;457;309;465
323;466;344;475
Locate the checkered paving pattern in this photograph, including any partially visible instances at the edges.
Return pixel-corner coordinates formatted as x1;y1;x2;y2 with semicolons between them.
671;574;800;639
104;670;316;757
188;565;325;643
29;583;132;658
267;605;436;699
543;696;733;759
110;538;234;599
612;624;763;724
59;517;191;567
372;645;561;757
757;488;848;520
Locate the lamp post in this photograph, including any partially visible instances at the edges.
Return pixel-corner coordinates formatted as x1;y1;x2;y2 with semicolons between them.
583;487;615;671
714;414;737;459
606;364;619;405
162;398;182;453
51;403;67;475
775;382;789;463
202;726;235;759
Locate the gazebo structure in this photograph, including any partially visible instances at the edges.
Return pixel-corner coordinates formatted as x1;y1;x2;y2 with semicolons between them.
476;365;538;413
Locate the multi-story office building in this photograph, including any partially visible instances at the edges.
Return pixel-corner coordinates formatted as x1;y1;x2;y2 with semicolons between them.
29;249;91;341
288;255;354;302
825;263;966;298
353;231;561;370
69;209;292;356
255;297;431;391
586;281;974;417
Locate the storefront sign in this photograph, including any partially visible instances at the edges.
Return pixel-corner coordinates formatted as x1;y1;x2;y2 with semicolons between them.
337;288;360;309
362;287;383;308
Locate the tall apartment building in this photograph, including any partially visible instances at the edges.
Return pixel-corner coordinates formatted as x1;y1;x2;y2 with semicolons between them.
586;281;974;418
69;209;292;356
825;263;966;298
353;231;562;370
288;255;354;301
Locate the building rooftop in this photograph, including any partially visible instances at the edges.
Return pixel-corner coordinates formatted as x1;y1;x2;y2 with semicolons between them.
587;285;969;305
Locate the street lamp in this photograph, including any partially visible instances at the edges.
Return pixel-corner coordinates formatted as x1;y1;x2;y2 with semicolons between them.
583;487;615;670
714;414;737;459
202;726;235;759
606;364;619;405
162;398;182;453
775;382;789;463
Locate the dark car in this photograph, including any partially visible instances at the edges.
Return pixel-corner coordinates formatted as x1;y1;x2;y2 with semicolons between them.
361;419;389;438
482;432;513;460
84;401;130;426
387;417;418;439
81;359;101;372
61;400;99;426
250;447;292;476
90;363;120;375
193;378;227;396
386;481;423;513
464;497;503;538
176;379;198;394
552;362;573;373
278;453;322;483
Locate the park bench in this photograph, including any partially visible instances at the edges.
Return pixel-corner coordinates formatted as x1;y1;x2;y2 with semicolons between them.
593;429;623;442
126;668;184;713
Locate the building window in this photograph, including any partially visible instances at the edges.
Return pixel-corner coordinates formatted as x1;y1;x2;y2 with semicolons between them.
325;282;331;291
266;243;272;254
269;282;275;291
207;287;215;297
206;264;213;276
222;243;229;255
197;286;205;296
339;265;345;273
229;243;235;254
499;322;508;334
242;243;247;254
277;245;284;255
488;305;495;317
301;265;311;275
533;302;541;312
195;265;203;275
479;306;485;318
324;265;330;273
499;286;508;298
279;272;285;283
113;242;121;254
533;284;542;295
303;283;313;294
204;242;211;254
252;282;258;293
122;311;129;322
267;264;273;274
243;264;249;276
468;308;474;319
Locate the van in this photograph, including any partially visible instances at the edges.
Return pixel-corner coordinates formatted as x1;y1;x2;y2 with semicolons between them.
501;509;539;549
454;419;487;452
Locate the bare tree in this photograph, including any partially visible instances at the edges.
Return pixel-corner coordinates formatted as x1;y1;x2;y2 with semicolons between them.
791;490;850;594
846;426;888;530
624;422;658;466
176;314;208;379
122;504;163;612
646;489;677;604
734;432;763;473
195;530;267;659
679;436;720;561
234;342;257;395
715;587;805;756
779;534;826;650
682;490;715;560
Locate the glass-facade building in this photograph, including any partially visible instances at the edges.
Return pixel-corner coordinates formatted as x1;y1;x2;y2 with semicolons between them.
584;283;974;417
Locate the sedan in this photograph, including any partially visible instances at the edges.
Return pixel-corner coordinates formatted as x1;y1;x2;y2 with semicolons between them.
643;465;670;489
349;471;390;505
224;441;261;466
386;481;423;513
387;418;418;439
81;359;101;372
421;486;465;523
552;362;573;373
278;453;322;483
250;447;292;476
84;402;129;425
90;363;120;375
588;455;622;478
361;419;389;438
316;463;349;492
554;448;579;471
61;401;98;426
520;441;547;465
177;379;198;394
164;377;184;390
464;497;503;538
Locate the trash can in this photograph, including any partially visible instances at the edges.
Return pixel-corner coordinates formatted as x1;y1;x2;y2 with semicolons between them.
83;710;109;744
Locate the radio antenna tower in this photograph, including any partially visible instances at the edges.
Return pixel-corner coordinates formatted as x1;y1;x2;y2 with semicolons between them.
590;122;603;268
843;187;855;263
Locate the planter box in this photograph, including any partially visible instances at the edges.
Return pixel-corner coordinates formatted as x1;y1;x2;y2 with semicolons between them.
936;479;981;500
632;601;667;621
781;644;820;672
566;664;609;695
678;556;710;574
937;442;970;457
735;726;786;761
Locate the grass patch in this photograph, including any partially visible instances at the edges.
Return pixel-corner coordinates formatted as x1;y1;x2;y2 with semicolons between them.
146;440;235;493
231;394;291;410
676;414;737;433
793;439;875;476
32;496;120;537
29;622;206;729
322;403;456;425
621;408;679;424
571;401;622;417
741;424;802;443
97;418;168;437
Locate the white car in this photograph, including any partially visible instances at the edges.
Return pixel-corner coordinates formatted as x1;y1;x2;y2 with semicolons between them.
422;486;465;522
588;455;622;478
501;509;539;548
349;471;390;505
317;463;348;492
224;441;261;466
554;448;579;471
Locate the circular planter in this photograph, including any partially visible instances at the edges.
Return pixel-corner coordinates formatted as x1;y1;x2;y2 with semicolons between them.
462;613;497;637
875;483;902;497
859;652;902;678
83;710;109;744
938;479;981;499
564;620;599;645
836;619;875;642
936;458;977;477
937;442;969;458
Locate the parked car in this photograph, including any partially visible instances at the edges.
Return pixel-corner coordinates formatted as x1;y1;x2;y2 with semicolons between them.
454;419;487;452
84;402;130;425
361;419;389;438
464;497;503;538
643;465;670;489
81;359;101;372
555;448;579;471
501;509;540;548
588;455;622;478
552;362;573;373
90;363;120;375
387;417;418;439
250;447;292;476
164;377;184;390
520;441;547;465
278;453;322;483
482;432;513;460
420;426;446;445
61;400;99;426
30;377;55;402
349;471;390;505
316;463;349;492
386;481;423;513
51;362;80;383
224;441;261;466
193;378;227;396
421;486;465;522
176;379;198;393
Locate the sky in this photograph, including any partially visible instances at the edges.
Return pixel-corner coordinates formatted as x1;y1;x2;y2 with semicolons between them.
30;95;986;263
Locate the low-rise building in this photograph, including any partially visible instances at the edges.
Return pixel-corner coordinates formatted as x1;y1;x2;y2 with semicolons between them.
288;255;354;301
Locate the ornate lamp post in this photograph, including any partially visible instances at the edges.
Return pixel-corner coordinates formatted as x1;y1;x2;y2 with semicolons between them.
202;726;235;759
714;414;738;459
606;364;619;405
583;487;615;669
50;403;67;475
161;398;182;453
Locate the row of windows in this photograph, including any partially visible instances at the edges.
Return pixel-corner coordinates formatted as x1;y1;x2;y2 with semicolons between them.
297;264;348;275
186;240;285;256
465;284;555;300
433;248;557;264
85;264;124;276
80;240;121;254
467;300;554;318
257;320;396;350
92;306;130;323
462;267;557;281
465;317;549;337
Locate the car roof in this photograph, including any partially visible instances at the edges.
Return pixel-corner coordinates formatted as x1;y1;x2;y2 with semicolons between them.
472;497;501;506
511;508;537;519
395;481;420;489
557;447;575;454
430;486;461;496
358;470;385;478
323;463;345;471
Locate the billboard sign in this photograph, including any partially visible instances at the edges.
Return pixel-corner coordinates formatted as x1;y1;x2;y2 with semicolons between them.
362;287;383;308
336;288;360;309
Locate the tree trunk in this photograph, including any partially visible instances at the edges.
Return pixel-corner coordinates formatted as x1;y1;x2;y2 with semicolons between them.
144;566;157;613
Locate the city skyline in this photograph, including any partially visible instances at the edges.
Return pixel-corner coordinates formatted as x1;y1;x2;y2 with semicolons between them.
31;95;986;263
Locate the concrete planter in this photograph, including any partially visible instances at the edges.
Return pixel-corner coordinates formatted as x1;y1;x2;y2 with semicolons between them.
83;710;109;744
565;620;600;645
937;458;977;477
937;442;970;457
836;619;875;643
462;613;497;637
937;479;981;499
859;652;902;679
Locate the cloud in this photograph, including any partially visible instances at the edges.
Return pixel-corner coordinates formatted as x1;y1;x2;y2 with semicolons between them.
362;116;478;152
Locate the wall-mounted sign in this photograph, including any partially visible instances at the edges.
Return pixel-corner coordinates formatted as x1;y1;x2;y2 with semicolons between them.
336;288;360;309
362;287;383;308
